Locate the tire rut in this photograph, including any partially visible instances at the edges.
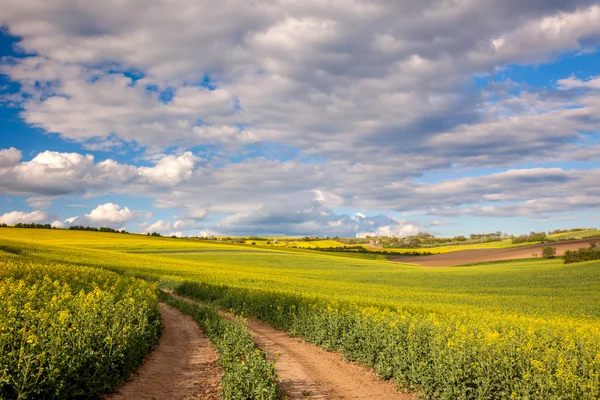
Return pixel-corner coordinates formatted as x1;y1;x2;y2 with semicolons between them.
169;293;416;400
105;303;222;400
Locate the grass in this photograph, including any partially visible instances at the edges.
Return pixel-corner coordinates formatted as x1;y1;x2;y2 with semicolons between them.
1;228;599;399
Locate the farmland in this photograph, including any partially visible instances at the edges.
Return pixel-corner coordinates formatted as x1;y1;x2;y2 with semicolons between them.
0;249;160;399
1;228;600;399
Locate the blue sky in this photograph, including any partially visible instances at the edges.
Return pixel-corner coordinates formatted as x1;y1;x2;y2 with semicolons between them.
1;1;599;237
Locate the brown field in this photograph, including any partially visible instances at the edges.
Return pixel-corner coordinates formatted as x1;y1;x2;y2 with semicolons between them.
388;238;599;267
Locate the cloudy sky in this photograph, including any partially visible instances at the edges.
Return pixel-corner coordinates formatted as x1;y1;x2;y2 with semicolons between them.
1;0;599;237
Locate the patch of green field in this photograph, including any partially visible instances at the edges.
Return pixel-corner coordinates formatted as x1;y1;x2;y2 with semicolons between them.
388;238;538;253
548;229;600;240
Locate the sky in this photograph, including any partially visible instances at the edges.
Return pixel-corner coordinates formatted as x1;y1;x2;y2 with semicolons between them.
0;0;599;238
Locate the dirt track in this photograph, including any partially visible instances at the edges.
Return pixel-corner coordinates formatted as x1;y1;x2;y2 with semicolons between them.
247;318;415;400
170;293;415;400
388;238;599;267
106;303;221;400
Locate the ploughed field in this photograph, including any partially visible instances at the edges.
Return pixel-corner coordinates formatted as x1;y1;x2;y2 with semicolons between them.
389;238;600;266
1;228;599;399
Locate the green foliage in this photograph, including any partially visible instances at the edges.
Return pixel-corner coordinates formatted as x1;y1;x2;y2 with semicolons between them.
307;246;434;256
14;223;52;229
160;292;279;400
564;242;600;264
512;232;547;244
69;226;128;234
541;246;557;259
0;255;161;399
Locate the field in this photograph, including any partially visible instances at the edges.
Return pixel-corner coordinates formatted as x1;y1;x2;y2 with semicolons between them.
245;239;349;248
386;239;533;254
1;228;600;399
548;229;600;240
0;248;160;399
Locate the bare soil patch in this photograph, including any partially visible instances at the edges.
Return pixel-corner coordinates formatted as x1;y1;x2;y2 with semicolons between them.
105;303;221;400
388;238;600;267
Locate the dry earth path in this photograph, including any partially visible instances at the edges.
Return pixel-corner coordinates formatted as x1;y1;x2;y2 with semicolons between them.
106;303;222;400
246;318;416;400
388;238;599;267
170;293;416;400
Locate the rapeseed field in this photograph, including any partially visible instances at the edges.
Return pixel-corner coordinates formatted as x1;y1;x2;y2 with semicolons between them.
1;228;599;399
0;249;160;399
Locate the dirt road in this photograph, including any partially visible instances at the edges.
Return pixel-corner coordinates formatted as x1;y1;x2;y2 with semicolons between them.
106;303;222;400
169;292;414;400
246;318;415;400
388;238;599;267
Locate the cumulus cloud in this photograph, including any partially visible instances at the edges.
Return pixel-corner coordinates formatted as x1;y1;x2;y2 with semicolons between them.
1;0;599;170
0;210;48;225
138;152;199;186
65;203;148;228
356;221;421;238
26;196;53;209
0;149;199;196
143;220;172;234
557;75;600;90
211;194;422;237
1;1;600;234
0;148;21;168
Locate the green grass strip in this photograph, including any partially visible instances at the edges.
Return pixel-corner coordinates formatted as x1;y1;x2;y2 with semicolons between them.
159;291;280;400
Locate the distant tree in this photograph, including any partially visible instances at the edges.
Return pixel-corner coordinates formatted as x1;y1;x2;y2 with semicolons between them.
564;243;600;264
541;246;557;259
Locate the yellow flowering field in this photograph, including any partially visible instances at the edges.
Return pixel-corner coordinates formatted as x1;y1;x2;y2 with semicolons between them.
1;228;599;399
0;248;160;399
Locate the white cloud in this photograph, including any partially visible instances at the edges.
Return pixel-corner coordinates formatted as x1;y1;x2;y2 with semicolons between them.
557;75;600;90
144;219;172;234
1;1;599;171
26;196;53;209
86;203;135;224
1;2;600;235
0;149;200;196
0;148;21;168
65;203;147;228
357;222;421;238
138;152;199;186
0;210;48;225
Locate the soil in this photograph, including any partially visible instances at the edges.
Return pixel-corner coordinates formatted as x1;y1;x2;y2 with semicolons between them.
105;303;222;400
388;238;600;267
169;293;415;400
246;318;416;400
